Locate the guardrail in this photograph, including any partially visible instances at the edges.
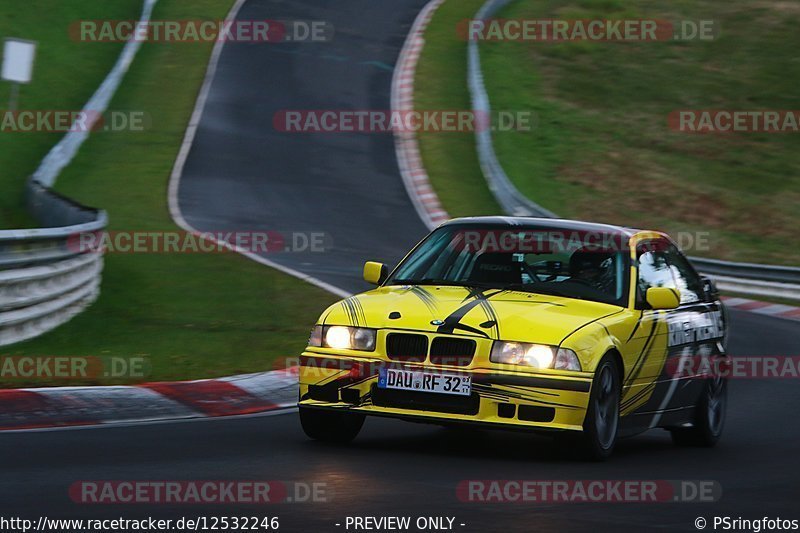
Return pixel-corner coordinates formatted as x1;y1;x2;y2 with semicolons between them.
0;180;106;346
0;0;156;347
468;0;800;300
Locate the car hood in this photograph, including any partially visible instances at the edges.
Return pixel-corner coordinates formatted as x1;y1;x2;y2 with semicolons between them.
320;285;621;345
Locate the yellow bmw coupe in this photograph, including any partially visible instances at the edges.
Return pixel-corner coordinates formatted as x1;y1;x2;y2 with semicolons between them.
298;217;728;459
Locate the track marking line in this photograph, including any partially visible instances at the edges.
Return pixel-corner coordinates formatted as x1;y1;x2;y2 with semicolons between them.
166;0;351;299
0;405;297;434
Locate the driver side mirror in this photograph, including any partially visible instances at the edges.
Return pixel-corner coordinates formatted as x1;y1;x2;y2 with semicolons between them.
701;275;718;301
646;287;680;310
363;261;388;285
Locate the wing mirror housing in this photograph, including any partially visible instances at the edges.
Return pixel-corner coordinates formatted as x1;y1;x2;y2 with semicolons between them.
646;287;681;310
363;261;388;285
701;275;719;301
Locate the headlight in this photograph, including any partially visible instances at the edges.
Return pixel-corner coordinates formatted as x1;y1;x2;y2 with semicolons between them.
490;342;582;371
321;326;376;351
554;348;582;371
308;325;323;347
491;342;554;368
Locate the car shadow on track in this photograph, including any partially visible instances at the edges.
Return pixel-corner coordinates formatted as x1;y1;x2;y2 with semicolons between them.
298;418;687;464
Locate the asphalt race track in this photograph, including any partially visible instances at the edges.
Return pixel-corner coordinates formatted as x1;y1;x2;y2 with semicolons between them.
2;310;799;532
2;1;799;531
175;0;431;293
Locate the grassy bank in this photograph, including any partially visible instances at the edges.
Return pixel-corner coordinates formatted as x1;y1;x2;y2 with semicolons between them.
416;0;800;266
0;0;143;228
2;0;337;387
414;0;502;217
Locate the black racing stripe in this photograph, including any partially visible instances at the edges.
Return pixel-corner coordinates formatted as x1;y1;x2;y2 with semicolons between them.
410;286;438;314
621;381;656;411
343;297;363;327
338;301;349;325
352;297;367;326
316;371;351;387
350;298;363;327
623;312;661;389
622;385;655;412
450;323;491;337
627;311;645;342
472;373;591;392
502;384;560;398
355;391;372;407
626;313;658;376
437;289;503;336
438;299;484;331
472;390;581;410
461;286;488;303
471;384;550;400
340;299;355;326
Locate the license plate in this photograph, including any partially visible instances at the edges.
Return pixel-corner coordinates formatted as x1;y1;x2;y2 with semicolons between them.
377;368;472;396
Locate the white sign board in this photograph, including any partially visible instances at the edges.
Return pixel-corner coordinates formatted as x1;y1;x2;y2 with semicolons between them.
2;39;37;84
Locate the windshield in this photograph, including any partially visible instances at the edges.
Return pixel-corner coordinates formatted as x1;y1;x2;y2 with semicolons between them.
387;225;630;306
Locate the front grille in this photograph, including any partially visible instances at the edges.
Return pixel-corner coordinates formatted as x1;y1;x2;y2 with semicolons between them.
429;337;476;366
371;385;480;415
385;333;428;361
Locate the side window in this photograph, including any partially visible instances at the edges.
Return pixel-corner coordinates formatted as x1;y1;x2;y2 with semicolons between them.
665;245;704;304
637;250;676;306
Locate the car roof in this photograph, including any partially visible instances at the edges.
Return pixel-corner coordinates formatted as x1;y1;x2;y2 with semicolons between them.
441;216;644;238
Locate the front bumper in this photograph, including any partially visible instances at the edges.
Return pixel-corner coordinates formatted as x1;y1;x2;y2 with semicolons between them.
298;352;593;432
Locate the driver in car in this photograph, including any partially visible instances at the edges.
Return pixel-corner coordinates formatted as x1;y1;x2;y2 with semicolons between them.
569;250;616;296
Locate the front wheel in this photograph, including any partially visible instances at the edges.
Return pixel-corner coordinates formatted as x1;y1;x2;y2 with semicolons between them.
558;356;621;461
299;406;365;443
670;376;727;447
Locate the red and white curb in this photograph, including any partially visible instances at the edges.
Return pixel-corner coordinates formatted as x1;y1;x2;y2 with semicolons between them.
392;0;450;231
722;296;800;321
0;368;298;431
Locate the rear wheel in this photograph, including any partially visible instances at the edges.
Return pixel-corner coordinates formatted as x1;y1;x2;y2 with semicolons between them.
299;406;365;443
670;376;727;447
558;356;621;461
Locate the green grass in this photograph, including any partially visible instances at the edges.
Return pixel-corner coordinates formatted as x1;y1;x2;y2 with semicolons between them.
2;0;337;387
417;0;800;266
0;0;143;229
415;0;502;217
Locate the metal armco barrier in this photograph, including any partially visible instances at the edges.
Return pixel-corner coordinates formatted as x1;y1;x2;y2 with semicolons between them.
468;0;800;300
0;180;106;347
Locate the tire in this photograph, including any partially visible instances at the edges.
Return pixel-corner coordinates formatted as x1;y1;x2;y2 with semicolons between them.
558;356;621;461
670;376;727;447
299;406;365;443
